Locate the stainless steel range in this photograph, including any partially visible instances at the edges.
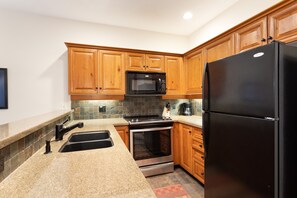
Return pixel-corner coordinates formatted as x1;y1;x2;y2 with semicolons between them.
125;115;174;177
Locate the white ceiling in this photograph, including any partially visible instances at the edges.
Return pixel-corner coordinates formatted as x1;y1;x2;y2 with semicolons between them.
0;0;240;35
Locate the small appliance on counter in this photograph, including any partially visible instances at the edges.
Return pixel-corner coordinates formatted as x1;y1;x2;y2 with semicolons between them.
179;103;192;116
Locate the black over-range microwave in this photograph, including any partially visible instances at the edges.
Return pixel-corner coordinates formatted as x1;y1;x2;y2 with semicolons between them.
126;71;166;96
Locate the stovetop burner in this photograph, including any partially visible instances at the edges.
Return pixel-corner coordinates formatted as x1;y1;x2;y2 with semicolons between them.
124;115;172;125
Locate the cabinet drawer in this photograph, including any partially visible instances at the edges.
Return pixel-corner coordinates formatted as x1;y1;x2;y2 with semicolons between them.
192;138;204;153
192;127;203;141
193;149;204;165
193;158;205;183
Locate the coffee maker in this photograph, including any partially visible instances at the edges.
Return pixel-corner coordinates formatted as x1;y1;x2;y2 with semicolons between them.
179;103;192;116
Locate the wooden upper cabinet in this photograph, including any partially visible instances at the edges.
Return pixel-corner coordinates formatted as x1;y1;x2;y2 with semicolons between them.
68;48;98;94
126;53;165;72
268;2;297;43
126;53;146;71
146;54;165;72
180;124;193;173
185;50;204;95
165;56;183;95
205;34;235;63
99;50;125;95
235;17;268;53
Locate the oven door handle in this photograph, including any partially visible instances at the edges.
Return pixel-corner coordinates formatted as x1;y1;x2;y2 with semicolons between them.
130;126;172;133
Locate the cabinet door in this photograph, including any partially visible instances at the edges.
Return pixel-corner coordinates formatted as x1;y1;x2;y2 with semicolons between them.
235;17;268;53
268;2;297;43
193;157;205;183
165;56;183;95
115;126;129;149
180;124;192;173
68;48;98;94
126;52;146;71
205;34;235;63
173;123;181;165
185;50;204;94
146;54;165;72
99;50;125;95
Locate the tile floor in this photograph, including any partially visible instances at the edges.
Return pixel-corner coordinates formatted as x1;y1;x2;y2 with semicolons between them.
146;167;204;198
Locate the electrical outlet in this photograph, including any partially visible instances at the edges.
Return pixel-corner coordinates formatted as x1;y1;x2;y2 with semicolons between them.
0;155;4;172
99;106;106;112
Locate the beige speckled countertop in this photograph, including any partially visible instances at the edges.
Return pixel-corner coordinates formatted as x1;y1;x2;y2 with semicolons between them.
171;115;202;128
0;119;156;198
0;110;72;149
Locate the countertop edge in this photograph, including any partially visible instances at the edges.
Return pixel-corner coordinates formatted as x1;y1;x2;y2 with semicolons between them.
0;110;72;149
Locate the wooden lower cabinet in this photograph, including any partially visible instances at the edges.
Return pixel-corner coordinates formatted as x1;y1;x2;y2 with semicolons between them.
115;126;129;149
193;157;205;183
178;123;204;184
180;124;193;173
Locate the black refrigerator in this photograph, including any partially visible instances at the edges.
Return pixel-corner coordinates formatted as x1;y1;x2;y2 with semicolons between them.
202;41;297;198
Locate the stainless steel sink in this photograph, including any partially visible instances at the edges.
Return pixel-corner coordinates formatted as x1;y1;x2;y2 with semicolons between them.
68;130;110;142
59;130;113;153
59;140;113;153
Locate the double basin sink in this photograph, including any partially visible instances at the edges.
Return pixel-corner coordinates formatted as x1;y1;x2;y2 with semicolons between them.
59;130;113;153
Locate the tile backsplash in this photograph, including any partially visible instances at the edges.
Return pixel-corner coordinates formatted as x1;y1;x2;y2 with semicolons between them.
71;97;202;120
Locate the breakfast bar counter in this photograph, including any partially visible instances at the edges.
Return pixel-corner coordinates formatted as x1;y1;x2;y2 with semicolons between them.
0;119;156;198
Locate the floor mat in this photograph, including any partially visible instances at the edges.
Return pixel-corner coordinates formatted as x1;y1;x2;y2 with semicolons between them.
153;184;191;198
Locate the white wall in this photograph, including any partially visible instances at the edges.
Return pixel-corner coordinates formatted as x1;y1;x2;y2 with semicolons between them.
188;0;282;49
0;8;188;124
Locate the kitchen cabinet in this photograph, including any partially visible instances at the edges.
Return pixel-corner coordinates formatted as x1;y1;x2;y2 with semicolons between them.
180;124;193;173
173;123;181;165
268;1;297;43
68;48;98;94
165;56;184;96
67;47;125;99
184;49;204;96
205;34;235;63
126;52;165;72
99;50;125;95
234;1;297;53
115;126;129;149
179;123;204;184
235;17;268;53
192;127;204;184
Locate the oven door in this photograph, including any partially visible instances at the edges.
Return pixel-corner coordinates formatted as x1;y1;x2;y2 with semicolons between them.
130;126;173;167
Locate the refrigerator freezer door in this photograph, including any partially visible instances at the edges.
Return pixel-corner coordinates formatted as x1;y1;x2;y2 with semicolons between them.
207;43;277;118
205;113;275;198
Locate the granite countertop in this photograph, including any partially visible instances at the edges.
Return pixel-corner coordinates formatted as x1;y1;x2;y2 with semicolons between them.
171;115;202;128
0;119;156;198
0;110;72;149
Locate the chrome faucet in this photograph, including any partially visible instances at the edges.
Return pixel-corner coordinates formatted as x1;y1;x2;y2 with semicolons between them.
55;118;84;141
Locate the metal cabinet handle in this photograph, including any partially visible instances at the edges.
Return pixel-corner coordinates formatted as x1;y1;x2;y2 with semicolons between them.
268;36;273;40
261;38;266;42
199;144;203;148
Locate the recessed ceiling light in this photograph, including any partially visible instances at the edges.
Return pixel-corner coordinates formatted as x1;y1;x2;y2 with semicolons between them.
183;12;193;20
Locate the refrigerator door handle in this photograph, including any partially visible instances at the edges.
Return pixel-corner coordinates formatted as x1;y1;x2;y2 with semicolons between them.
202;111;209;158
264;117;279;121
202;63;210;111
